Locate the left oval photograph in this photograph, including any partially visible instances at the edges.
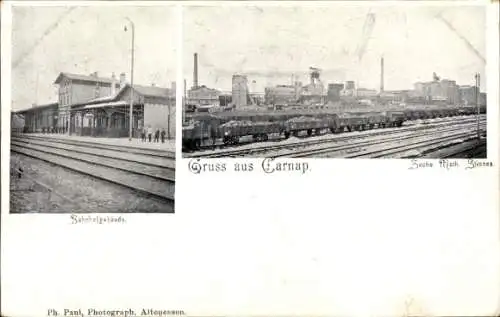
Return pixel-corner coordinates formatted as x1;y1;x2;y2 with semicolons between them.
9;5;177;213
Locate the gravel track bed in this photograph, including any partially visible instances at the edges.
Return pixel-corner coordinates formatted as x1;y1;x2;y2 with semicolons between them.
10;154;173;213
11;141;174;182
12;146;174;202
12;137;174;168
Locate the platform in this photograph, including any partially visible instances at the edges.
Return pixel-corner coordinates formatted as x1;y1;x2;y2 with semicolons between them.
24;133;176;152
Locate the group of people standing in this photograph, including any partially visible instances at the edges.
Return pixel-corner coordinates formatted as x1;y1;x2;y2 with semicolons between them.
141;126;167;143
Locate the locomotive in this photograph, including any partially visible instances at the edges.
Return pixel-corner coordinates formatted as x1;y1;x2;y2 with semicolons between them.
182;105;485;151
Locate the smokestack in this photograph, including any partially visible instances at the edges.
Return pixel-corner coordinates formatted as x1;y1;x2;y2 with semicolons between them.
193;53;198;89
380;56;384;93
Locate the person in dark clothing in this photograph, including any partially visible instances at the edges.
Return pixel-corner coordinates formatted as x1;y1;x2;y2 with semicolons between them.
160;128;166;143
147;126;153;142
141;128;146;142
154;129;160;143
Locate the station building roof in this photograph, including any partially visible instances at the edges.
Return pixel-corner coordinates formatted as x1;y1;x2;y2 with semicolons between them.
71;84;174;109
74;101;129;111
14;102;58;114
53;72;115;85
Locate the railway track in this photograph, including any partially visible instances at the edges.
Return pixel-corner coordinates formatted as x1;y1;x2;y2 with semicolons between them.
421;138;487;159
185;116;486;158
347;127;486;159
11;137;175;211
18;134;175;159
284;121;486;158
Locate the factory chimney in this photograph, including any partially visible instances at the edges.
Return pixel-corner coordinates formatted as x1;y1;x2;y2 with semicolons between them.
193;53;199;89
380;56;384;93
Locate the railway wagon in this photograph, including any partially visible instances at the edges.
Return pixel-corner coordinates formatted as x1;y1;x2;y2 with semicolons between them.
337;114;370;132
183;104;483;151
459;105;486;115
284;116;333;137
360;112;390;128
403;109;429;120
457;106;476;116
182;118;221;150
425;108;444;118
219;121;284;145
383;111;406;127
182;124;205;150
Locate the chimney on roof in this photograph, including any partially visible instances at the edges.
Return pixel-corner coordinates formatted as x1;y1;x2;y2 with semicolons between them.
119;73;126;89
193;53;199;89
111;72;117;96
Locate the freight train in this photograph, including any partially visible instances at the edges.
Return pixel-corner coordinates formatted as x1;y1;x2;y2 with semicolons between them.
182;105;485;151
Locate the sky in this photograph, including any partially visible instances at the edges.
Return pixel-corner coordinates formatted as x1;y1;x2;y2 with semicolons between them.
183;5;486;94
11;5;177;111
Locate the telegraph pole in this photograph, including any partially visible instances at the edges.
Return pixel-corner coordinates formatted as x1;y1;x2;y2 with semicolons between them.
475;73;480;140
125;17;135;141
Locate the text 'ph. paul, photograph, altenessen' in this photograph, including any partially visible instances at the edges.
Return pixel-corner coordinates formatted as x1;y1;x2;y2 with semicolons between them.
181;6;487;159
9;5;177;213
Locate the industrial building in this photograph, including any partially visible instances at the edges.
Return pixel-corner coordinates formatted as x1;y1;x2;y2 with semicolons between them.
232;74;249;107
265;85;298;105
264;68;326;106
185;53;222;111
187;85;221;106
413;74;461;105
183;51;486;111
327;83;344;102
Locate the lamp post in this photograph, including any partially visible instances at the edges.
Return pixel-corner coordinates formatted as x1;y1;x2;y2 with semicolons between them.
125;17;135;141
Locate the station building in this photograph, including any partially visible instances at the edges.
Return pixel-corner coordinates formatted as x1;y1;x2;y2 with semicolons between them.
15;102;59;133
14;72;176;138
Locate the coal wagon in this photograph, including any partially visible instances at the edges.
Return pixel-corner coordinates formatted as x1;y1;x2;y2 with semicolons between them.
284;116;335;137
219;121;285;145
